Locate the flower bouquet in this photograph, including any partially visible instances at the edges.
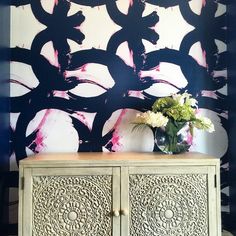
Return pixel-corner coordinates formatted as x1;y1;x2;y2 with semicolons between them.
134;92;215;154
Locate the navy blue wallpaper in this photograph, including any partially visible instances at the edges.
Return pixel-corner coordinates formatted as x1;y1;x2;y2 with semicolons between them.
5;0;232;235
227;0;236;234
10;0;228;158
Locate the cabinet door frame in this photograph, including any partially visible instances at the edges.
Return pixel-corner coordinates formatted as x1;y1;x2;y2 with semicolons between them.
19;166;120;236
120;167;129;236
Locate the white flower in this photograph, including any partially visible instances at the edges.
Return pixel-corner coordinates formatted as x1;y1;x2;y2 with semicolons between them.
135;111;169;128
172;93;185;105
172;91;198;108
193;116;215;133
187;97;198;107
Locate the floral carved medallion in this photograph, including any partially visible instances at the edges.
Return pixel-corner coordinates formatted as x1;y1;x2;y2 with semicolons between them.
129;174;208;236
32;175;112;236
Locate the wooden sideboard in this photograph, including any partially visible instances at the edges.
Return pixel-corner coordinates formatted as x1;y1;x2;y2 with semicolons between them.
18;152;221;236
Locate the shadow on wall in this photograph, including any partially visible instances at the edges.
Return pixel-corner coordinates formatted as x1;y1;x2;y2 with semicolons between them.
0;0;10;164
0;1;11;236
228;0;236;235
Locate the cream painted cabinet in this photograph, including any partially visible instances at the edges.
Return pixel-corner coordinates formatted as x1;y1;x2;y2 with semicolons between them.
19;152;221;236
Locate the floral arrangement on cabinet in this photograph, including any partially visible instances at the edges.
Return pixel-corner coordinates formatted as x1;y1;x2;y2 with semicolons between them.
134;92;215;154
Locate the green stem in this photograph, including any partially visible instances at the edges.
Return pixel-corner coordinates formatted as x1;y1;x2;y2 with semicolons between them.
168;134;177;153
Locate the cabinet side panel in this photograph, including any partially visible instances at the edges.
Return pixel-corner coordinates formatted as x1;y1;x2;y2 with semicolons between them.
18;165;24;236
22;168;33;236
208;166;219;236
216;164;222;236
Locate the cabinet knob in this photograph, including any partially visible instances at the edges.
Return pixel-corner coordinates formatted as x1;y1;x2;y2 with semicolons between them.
113;210;120;217
121;209;129;216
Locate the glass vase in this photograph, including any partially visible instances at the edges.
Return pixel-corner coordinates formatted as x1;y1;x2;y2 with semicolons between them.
155;123;192;154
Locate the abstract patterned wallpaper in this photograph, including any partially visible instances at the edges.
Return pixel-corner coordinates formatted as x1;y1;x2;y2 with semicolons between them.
9;0;230;232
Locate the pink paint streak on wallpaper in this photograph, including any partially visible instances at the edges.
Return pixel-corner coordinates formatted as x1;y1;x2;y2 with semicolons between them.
26;109;79;153
10;0;228;157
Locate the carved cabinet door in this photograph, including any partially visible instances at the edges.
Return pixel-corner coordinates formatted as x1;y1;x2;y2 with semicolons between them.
20;167;120;236
125;166;220;236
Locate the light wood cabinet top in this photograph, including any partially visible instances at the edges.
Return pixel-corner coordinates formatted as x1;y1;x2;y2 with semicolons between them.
20;152;219;167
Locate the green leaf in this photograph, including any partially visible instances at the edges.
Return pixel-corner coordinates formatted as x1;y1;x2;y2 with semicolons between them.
165;120;186;137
